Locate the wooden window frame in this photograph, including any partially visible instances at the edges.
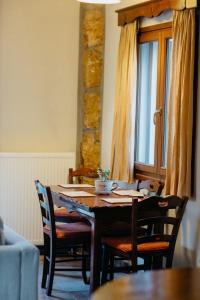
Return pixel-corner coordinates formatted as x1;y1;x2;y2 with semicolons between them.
116;0;198;26
134;23;172;182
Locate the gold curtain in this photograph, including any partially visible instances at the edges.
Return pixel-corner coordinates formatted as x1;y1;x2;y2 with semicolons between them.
110;22;137;182
165;9;195;197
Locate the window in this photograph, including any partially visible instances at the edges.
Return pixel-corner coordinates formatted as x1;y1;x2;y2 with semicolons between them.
135;24;172;180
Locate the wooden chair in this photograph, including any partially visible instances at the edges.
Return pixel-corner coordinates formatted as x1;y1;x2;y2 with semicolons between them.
54;167;98;227
101;180;163;239
101;195;188;283
54;167;98;223
56;167;98;223
54;206;85;223
103;179;163;237
68;167;98;184
137;179;164;196
35;180;91;296
114;179;139;190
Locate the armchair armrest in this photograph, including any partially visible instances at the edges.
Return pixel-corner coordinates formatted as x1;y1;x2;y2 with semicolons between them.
0;226;39;300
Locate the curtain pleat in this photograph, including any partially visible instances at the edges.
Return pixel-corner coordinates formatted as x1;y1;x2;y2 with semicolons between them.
165;9;195;197
110;22;137;182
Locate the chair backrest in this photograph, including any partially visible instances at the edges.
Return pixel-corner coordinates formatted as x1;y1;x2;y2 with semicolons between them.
137;179;164;196
35;180;56;239
68;167;98;184
114;179;139;190
131;195;188;269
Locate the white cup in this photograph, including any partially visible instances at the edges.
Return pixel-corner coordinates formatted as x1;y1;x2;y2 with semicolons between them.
95;180;118;194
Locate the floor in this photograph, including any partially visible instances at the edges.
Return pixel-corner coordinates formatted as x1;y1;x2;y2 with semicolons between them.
38;259;90;300
38;257;124;300
38;242;189;300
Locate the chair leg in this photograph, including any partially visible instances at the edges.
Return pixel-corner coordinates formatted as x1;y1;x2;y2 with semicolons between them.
82;245;90;284
46;245;56;296
143;256;152;271
41;255;49;288
152;255;163;270
109;252;114;281
166;255;173;268
101;245;110;285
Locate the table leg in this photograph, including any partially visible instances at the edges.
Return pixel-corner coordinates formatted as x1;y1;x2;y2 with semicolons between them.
90;217;102;294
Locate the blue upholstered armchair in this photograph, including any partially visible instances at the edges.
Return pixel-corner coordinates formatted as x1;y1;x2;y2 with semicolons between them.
0;225;39;300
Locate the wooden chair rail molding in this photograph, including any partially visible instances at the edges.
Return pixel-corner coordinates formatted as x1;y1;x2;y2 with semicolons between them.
117;0;199;26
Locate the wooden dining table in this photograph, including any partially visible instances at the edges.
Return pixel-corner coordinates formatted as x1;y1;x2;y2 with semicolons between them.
51;185;135;294
91;268;200;300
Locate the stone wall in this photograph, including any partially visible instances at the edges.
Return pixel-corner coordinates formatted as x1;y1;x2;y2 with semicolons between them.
77;4;105;170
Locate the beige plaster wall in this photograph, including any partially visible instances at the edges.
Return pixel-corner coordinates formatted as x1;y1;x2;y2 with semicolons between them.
0;0;80;152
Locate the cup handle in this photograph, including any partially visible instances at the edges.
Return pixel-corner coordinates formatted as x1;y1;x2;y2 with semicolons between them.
111;182;118;191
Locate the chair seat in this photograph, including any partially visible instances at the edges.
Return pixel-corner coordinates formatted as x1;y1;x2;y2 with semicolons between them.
44;222;91;240
54;207;86;222
103;236;169;253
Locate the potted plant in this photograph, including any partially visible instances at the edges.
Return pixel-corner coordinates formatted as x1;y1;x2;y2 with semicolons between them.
97;168;110;181
95;168;118;194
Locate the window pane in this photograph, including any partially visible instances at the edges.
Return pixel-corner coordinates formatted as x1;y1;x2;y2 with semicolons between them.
162;38;173;167
135;41;158;165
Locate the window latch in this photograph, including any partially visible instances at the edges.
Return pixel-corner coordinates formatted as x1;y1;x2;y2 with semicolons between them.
153;108;162;125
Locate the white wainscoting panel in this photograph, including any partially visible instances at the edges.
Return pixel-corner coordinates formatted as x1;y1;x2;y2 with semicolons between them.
0;153;75;244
